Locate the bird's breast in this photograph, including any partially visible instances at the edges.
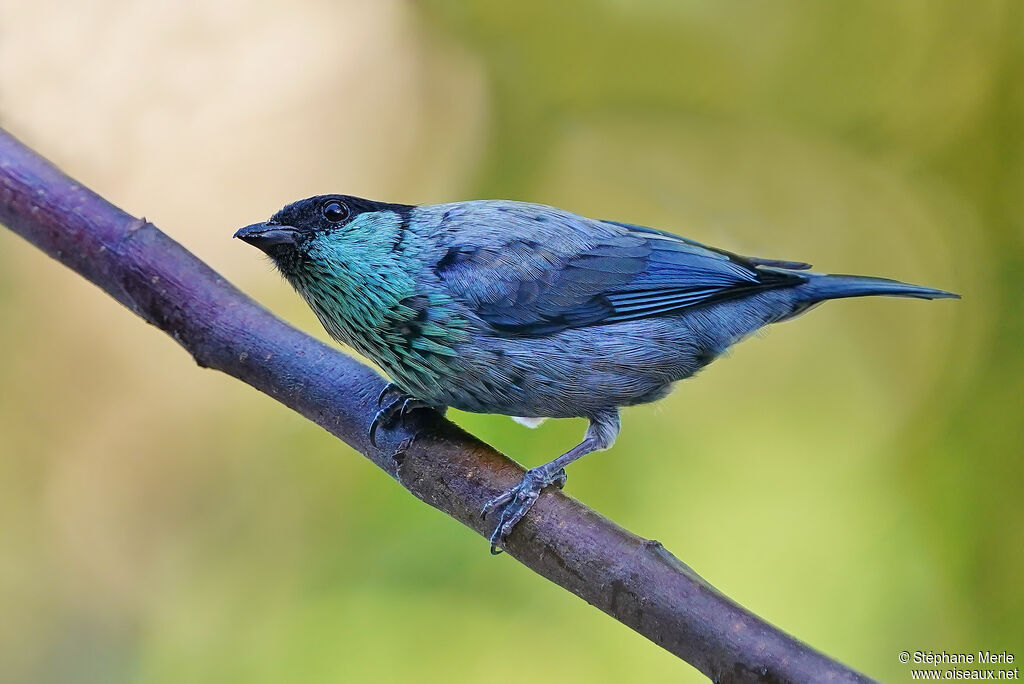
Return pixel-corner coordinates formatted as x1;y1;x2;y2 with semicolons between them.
295;272;473;405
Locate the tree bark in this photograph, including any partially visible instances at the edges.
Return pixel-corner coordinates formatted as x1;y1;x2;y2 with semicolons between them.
0;128;874;683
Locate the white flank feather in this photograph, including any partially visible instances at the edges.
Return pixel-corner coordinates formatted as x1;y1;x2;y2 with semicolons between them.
511;416;548;429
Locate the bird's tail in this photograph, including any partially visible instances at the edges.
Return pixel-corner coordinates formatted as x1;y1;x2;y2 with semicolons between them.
795;273;960;304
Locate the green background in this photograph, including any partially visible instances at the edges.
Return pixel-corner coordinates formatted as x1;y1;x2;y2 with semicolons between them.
0;1;1020;681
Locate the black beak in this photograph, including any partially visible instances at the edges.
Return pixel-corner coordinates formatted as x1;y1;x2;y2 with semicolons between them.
234;223;300;251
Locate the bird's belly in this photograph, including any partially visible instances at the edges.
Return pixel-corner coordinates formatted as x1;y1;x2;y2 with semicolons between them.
378;290;796;417
432;317;706;418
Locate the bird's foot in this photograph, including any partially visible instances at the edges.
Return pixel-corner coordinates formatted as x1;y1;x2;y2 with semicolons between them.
369;387;430;447
481;466;567;555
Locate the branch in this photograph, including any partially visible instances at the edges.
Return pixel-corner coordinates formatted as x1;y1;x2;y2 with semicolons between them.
0;128;874;684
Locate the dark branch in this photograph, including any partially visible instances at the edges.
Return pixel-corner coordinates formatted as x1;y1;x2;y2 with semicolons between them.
0;128;874;684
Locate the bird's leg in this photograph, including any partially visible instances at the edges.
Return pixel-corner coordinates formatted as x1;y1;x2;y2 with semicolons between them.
369;386;432;447
483;410;619;555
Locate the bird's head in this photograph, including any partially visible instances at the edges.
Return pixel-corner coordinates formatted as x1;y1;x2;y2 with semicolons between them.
234;194;414;278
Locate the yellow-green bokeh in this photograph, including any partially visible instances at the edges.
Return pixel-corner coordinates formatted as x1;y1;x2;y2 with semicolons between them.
0;1;1020;682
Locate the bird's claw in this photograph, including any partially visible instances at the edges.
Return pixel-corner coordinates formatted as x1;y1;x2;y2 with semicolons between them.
377;382;401;407
482;467;567;555
550;468;567;490
369;389;429;447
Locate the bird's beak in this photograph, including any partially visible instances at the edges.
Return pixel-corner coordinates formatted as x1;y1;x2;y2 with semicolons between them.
233;223;300;251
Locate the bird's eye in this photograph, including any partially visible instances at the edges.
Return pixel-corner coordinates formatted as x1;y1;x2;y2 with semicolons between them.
321;201;349;223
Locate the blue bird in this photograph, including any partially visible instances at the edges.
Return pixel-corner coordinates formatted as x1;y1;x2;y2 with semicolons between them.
235;196;959;553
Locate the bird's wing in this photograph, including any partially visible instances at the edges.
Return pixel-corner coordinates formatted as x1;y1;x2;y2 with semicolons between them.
428;202;806;336
601;220;813;271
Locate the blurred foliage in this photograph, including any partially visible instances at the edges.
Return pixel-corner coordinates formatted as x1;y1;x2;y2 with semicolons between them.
0;1;1021;682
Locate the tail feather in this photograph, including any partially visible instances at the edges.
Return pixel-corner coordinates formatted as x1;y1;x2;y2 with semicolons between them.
796;273;960;303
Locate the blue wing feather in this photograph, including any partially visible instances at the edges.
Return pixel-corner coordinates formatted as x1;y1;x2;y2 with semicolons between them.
423;202;806;336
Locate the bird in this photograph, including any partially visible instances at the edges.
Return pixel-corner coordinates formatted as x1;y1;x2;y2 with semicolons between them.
235;194;958;553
